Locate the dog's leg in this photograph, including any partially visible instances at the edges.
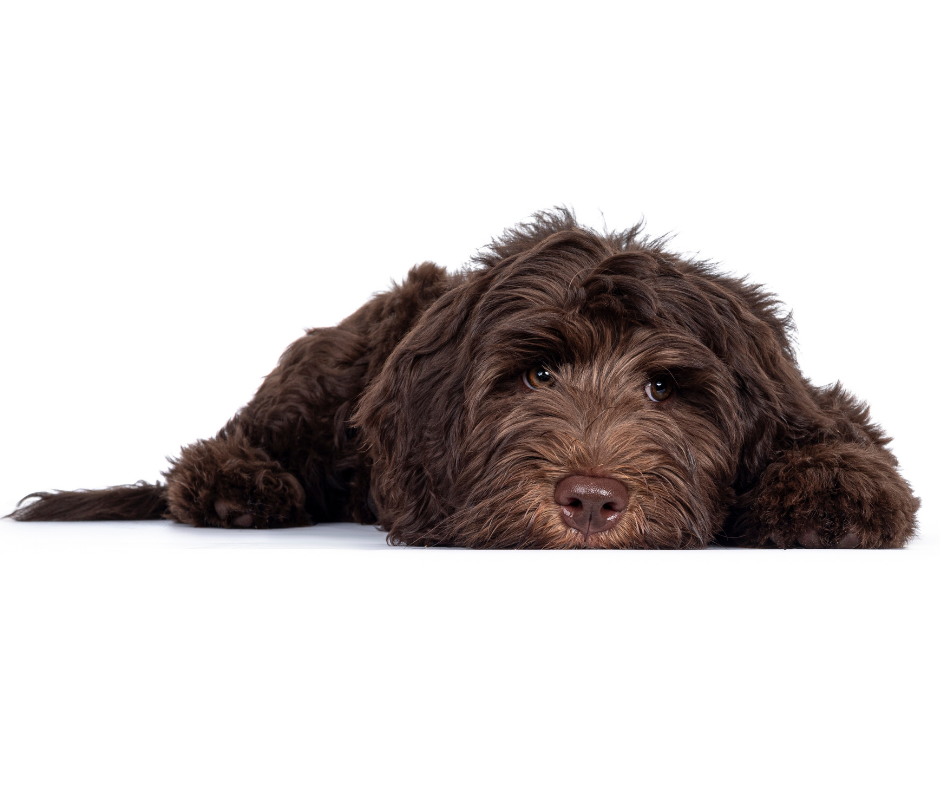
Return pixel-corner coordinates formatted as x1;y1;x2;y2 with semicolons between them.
162;326;368;529
743;442;918;548
163;261;454;529
164;429;309;528
732;385;919;548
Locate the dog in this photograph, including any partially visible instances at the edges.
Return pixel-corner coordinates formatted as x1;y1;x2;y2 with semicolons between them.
10;209;919;548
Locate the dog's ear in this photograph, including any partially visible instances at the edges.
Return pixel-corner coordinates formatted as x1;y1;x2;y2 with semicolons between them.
652;266;820;486
353;276;485;540
690;270;920;548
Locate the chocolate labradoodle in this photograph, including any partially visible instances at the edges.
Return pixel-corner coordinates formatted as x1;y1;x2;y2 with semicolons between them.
11;210;919;548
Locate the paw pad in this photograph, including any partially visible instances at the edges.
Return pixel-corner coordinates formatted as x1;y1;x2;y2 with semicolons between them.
214;500;255;528
795;528;860;549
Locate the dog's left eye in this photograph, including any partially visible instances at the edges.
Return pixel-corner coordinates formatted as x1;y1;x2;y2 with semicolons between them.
645;375;675;402
522;367;554;390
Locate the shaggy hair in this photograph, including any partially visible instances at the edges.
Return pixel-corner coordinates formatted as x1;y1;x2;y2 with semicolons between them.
11;209;919;548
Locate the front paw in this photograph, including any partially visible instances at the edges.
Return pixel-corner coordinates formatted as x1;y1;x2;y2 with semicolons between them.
165;439;308;528
753;443;918;548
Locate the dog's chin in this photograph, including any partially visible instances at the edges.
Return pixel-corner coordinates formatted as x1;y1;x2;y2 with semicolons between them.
560;528;607;549
551;520;627;549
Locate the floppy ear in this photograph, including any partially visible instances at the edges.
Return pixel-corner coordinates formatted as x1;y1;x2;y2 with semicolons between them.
644;264;815;482
353;276;487;542
671;269;920;547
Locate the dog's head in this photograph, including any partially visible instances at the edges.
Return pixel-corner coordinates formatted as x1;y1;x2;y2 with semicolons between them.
356;211;810;547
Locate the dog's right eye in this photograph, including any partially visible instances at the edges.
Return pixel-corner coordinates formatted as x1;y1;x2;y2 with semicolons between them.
645;375;675;402
522;367;554;390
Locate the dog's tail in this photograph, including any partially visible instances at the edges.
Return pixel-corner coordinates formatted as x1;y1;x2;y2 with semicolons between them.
7;481;168;522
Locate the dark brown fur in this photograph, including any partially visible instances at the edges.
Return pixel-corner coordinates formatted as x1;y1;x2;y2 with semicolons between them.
11;210;919;548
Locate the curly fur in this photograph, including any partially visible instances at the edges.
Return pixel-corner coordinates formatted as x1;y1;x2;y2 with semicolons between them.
11;209;919;548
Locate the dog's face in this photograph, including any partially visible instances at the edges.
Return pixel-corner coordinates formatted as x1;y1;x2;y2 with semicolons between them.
357;229;796;547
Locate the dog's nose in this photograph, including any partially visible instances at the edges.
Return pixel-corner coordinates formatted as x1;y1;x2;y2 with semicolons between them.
554;475;629;536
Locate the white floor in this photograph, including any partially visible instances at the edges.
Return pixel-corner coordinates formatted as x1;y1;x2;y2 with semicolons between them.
0;517;401;549
4;515;937;551
1;517;937;788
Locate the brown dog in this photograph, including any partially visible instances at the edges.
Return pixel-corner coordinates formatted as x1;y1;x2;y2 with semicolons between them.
11;210;919;547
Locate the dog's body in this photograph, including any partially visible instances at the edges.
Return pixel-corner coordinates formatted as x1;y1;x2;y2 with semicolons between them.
12;211;919;547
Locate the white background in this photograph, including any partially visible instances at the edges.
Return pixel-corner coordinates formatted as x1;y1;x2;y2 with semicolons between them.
1;2;937;786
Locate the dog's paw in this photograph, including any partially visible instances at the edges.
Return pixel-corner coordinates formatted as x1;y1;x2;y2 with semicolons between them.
754;442;917;549
165;439;308;528
791;525;860;549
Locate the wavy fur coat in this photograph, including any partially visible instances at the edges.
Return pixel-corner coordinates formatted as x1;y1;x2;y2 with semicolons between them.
12;210;919;548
